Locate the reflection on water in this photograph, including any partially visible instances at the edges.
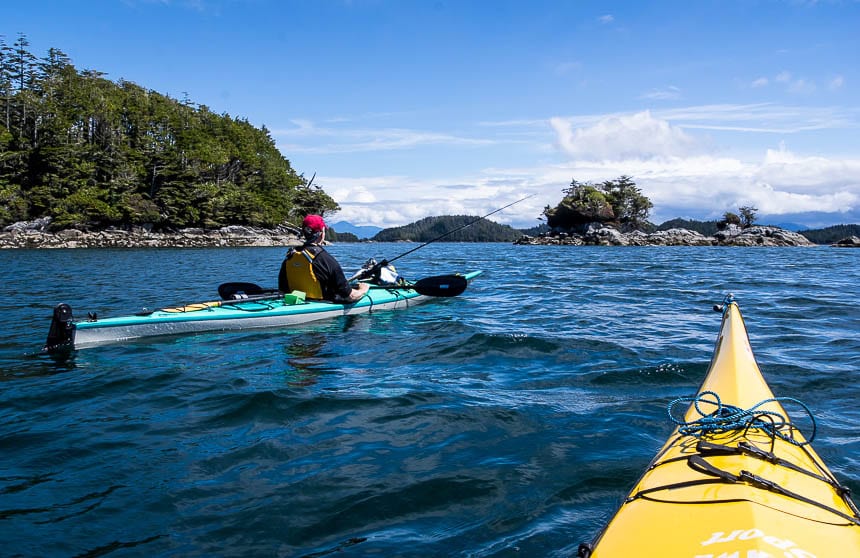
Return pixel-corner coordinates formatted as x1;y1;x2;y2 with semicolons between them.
284;335;330;387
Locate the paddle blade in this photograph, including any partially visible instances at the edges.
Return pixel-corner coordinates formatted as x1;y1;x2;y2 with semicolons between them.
412;275;469;297
218;282;271;300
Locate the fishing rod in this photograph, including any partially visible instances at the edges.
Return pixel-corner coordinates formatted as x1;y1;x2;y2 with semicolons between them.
352;194;535;280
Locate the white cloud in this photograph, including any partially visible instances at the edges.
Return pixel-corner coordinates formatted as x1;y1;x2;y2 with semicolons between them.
598;14;614;24
543;112;859;220
750;71;823;94
759;147;860;193
272;120;495;155
327;175;539;228
286;107;860;229
550;111;699;159
329;183;377;204
654;103;857;133
640;86;682;100
775;71;792;83
829;75;845;90
788;78;816;94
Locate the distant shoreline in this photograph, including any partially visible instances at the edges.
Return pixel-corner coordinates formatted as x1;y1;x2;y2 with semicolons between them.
0;226;303;250
515;225;859;248
2;224;859;249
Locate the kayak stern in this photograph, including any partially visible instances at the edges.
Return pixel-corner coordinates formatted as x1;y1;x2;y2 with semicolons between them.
44;303;76;353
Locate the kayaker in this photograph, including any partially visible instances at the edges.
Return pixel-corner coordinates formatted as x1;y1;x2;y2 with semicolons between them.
278;214;369;302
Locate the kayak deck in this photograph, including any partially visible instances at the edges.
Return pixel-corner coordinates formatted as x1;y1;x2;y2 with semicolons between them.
581;295;860;557
46;271;482;351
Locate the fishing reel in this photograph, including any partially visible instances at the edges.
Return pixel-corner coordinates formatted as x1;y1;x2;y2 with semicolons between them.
349;258;380;282
350;258;401;285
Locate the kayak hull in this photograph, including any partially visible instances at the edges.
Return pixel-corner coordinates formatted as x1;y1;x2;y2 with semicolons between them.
48;271;482;351
582;297;860;557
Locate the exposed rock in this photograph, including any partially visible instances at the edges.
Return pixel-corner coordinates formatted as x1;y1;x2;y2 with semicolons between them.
714;225;814;247
545;196;615;230
3;217;53;232
0;226;303;249
57;229;84;240
584;224;628;246
514;234;584;246
514;225;816;247
630;228;715;246
832;235;860;247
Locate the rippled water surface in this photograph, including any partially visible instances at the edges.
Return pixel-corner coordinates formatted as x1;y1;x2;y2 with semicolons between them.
1;244;858;556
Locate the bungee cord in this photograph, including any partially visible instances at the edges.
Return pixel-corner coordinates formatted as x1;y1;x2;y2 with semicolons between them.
667;390;817;446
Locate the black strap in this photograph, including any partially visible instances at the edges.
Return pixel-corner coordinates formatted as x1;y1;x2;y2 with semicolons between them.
697;440;854;500
628;455;860;526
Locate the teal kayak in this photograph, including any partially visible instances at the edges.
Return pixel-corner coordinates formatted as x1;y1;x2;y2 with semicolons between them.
44;271;482;351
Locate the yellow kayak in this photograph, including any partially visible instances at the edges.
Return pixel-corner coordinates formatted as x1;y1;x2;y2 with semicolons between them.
579;295;860;557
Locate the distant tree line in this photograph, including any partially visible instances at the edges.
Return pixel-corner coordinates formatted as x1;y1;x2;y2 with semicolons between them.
325;228;359;243
372;215;523;242
655;218;720;236
357;214;855;245
0;33;337;231
799;224;860;244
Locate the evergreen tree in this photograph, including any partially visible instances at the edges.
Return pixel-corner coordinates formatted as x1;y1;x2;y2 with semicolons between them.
0;34;338;231
739;206;758;228
544;176;653;232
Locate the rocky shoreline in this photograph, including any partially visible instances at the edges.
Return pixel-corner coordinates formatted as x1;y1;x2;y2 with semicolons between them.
1;222;303;249
3;219;859;249
515;224;859;247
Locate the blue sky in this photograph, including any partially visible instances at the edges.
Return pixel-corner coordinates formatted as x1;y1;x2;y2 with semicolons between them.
6;0;860;228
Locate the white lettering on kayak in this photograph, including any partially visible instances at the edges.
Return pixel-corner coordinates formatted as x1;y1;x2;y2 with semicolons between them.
697;530;817;558
702;530;745;545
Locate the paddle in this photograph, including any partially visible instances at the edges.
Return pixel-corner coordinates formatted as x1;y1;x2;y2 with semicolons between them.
410;274;468;297
135;291;284;315
216;273;468;302
218;282;278;300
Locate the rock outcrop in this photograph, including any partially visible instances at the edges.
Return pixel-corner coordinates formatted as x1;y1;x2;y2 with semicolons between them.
832;236;860;247
514;224;816;247
1;220;302;249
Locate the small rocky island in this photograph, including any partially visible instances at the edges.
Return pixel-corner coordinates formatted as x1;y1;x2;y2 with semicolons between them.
515;224;818;247
519;177;858;247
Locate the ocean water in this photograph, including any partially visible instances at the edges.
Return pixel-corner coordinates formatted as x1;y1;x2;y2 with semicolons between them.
1;243;858;557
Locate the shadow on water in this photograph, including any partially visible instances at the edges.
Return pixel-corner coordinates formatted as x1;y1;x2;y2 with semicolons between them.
0;349;80;381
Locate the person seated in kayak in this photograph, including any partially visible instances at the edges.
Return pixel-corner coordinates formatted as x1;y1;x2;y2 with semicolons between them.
278;214;369;302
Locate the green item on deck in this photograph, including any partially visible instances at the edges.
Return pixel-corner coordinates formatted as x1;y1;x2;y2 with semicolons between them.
284;291;306;305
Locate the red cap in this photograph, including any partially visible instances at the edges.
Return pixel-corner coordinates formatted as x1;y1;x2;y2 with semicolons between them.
302;214;326;232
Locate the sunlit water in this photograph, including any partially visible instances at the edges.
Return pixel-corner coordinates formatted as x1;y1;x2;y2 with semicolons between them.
1;244;858;556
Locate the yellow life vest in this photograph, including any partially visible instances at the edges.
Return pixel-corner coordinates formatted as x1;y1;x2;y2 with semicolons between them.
284;246;324;299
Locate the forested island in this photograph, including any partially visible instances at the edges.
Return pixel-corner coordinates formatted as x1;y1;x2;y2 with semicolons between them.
0;33;335;234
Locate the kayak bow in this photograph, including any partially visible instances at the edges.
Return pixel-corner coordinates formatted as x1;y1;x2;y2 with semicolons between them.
44;271;482;352
580;295;860;557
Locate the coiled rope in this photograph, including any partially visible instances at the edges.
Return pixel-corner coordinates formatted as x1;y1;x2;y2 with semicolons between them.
667;391;816;446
